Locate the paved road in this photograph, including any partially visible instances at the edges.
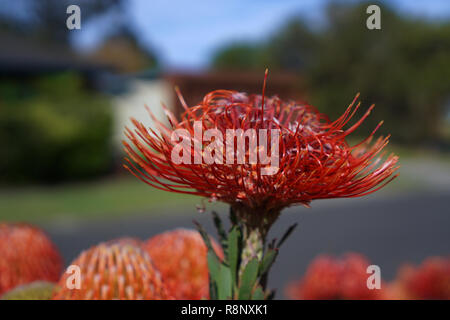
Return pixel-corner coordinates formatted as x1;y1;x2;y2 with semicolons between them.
44;189;450;299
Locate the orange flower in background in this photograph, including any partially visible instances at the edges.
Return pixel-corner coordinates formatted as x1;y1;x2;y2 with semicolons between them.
0;223;62;296
144;229;223;300
123;72;398;215
53;238;170;300
392;257;450;299
286;253;386;300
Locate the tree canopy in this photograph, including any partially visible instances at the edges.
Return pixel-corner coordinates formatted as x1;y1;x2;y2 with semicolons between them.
211;2;450;144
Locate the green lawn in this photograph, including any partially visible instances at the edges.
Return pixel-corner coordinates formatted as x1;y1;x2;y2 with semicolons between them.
0;172;422;224
0;176;200;223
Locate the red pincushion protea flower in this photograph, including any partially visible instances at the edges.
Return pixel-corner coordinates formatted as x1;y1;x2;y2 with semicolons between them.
393;257;450;299
144;229;224;300
123;71;399;299
285;253;386;300
123;73;398;217
53;239;170;300
0;223;62;295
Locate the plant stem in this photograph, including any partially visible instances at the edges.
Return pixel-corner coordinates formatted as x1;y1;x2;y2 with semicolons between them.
232;204;281;287
240;226;264;275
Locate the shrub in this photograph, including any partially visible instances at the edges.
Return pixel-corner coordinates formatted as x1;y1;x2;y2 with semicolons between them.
0;72;113;183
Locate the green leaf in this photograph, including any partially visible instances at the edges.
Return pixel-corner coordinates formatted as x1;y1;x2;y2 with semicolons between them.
197;219;223;300
207;251;221;300
208;251;221;280
212;211;228;257
252;286;265;300
1;281;56;300
217;264;232;300
258;248;278;277
276;223;298;248
229;206;238;226
209;278;217;300
267;289;276;300
227;226;240;287
194;220;221;261
238;258;259;300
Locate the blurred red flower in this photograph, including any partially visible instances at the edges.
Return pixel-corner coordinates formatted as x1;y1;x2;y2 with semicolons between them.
0;223;62;296
391;257;450;299
144;229;223;300
285;253;386;300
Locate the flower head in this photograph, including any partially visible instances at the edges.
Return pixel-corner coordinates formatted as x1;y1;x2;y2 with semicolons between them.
53;238;170;300
123;73;398;215
286;253;386;300
144;229;223;300
0;223;62;295
393;257;450;299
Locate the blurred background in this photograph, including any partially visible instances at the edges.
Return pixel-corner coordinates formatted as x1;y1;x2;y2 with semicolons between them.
0;0;449;298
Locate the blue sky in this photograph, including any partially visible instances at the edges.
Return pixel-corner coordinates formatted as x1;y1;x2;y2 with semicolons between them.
74;0;450;70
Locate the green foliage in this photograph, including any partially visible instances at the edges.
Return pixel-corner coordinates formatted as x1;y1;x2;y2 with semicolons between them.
308;2;450;143
196;208;297;300
211;2;450;144
212;43;270;71
252;286;265;300
258;248;278;277
227;226;241;288
207;251;221;300
0;72;113;183
217;264;232;300
238;258;259;300
264;20;318;72
0;0;122;44
1;281;56;300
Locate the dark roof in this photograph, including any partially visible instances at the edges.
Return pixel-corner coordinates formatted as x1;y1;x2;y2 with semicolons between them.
0;32;111;75
163;70;304;115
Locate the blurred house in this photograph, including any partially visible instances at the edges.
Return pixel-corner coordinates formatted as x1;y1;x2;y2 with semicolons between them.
88;26;158;74
0;32;109;87
0;31;162;157
0;33;303;155
110;70;174;150
165;71;304;116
